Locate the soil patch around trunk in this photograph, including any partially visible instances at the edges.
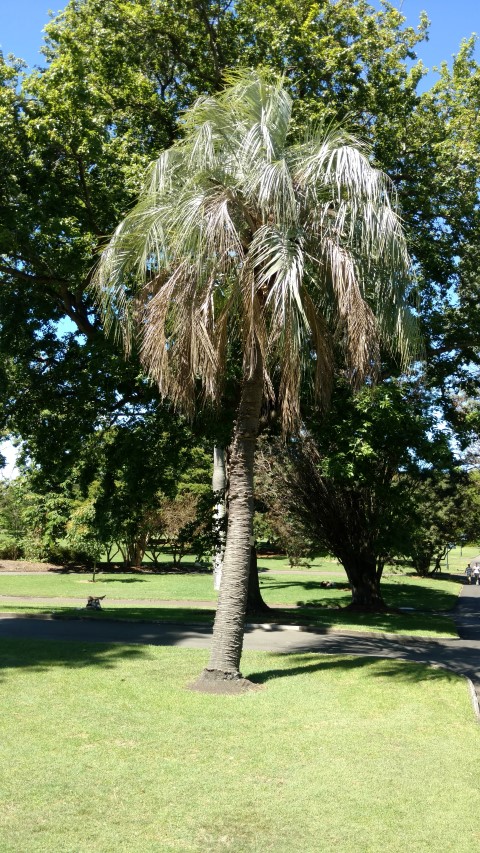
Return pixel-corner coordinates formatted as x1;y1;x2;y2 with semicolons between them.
188;668;264;694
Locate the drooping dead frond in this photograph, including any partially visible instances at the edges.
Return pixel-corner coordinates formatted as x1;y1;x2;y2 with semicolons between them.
321;239;380;385
302;290;334;410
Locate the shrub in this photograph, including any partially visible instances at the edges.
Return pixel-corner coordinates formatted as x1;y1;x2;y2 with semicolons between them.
0;533;22;560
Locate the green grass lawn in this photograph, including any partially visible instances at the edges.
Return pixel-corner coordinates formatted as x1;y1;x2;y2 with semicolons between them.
0;602;457;637
0;567;462;609
0;571;220;601
0;566;461;637
0;640;479;853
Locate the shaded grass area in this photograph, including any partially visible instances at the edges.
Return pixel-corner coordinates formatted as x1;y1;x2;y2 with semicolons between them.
1;639;480;853
259;573;460;612
0;602;457;637
0;604;216;624
257;553;343;572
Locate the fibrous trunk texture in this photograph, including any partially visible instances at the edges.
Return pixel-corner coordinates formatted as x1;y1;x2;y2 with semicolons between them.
191;345;264;690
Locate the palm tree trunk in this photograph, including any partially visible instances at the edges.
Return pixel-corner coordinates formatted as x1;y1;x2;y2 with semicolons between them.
192;344;264;689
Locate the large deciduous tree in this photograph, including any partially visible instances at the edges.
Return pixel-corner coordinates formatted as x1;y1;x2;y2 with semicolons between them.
256;381;458;608
93;70;415;689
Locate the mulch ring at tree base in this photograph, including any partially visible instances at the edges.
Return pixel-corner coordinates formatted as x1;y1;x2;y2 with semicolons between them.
188;670;265;695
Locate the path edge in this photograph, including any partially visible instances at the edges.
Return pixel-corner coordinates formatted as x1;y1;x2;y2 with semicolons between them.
466;678;480;722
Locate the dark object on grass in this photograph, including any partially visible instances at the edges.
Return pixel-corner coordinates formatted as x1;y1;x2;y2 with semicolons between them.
86;595;105;610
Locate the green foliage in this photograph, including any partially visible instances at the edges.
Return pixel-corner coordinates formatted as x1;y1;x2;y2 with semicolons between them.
257;378;459;603
0;532;20;560
386;40;480;403
236;0;427;139
0;476;77;562
150;491;210;567
1;0;426;421
403;471;473;575
0;412;212;567
64;497;104;565
253;508;314;566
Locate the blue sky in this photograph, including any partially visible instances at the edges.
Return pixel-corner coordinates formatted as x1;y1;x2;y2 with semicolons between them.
1;0;479;76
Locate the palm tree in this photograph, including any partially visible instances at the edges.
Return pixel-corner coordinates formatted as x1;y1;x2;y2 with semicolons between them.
93;70;417;691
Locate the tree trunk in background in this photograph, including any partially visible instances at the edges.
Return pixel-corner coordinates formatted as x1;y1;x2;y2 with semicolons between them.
343;555;386;611
246;544;270;614
133;539;145;569
191;343;264;689
212;445;227;591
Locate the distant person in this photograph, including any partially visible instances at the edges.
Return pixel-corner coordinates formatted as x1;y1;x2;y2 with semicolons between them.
473;566;480;585
466;565;472;584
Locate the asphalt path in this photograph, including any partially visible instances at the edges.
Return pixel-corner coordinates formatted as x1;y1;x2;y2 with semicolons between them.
1;579;479;709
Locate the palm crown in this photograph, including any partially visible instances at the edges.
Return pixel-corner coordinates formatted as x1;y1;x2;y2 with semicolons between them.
94;69;416;430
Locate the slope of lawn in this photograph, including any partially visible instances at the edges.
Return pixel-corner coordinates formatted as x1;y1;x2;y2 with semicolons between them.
0;640;479;853
0;566;461;610
0;566;461;636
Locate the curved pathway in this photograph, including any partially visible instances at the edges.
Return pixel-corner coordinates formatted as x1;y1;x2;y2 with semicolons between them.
0;579;479;709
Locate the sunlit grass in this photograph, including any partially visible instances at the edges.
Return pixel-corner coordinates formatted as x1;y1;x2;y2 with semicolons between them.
0;640;479;852
0;567;461;609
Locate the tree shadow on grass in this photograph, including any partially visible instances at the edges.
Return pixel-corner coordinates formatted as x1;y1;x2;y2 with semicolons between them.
381;581;459;612
246;652;461;687
60;606;216;623
0;636;148;681
260;579;343;591
260;578;350;608
267;607;455;635
98;578;149;584
0;615;214;679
